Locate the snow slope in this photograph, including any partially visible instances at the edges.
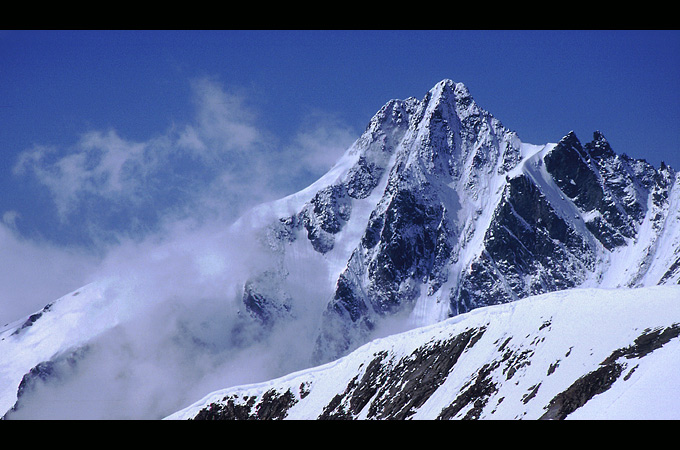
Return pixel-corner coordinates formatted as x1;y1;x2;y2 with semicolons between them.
0;281;117;416
2;79;679;420
166;285;680;420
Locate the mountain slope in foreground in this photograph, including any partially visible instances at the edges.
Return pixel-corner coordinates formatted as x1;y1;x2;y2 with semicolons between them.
2;79;680;420
167;286;680;420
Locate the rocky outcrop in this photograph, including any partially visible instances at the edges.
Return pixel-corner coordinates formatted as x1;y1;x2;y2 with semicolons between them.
168;287;680;420
236;80;679;366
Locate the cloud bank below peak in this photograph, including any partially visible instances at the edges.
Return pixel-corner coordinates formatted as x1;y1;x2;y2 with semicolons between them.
0;77;357;324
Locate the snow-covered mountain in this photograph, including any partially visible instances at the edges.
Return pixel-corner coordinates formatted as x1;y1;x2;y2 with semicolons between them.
230;79;680;365
166;286;680;420
2;79;679;420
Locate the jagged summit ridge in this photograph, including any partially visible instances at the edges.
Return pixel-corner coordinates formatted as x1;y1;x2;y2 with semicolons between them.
1;79;679;420
221;79;680;365
309;80;526;362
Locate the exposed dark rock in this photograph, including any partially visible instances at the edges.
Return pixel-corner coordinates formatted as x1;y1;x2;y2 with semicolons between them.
240;81;680;382
318;326;487;420
256;389;298;420
10;303;53;337
366;327;486;419
295;183;353;254
584;130;615;160
242;271;292;326
540;323;680;420
545;132;605;213
314;179;460;363
503;347;534;381
361;211;383;249
437;359;500;420
345;156;385;199
522;383;541;404
192;388;298;420
318;351;388;420
544;131;655;250
308;184;352;235
659;256;680;285
453;173;593;314
602;323;680;363
539;362;624;420
2;345;89;419
192;395;258;420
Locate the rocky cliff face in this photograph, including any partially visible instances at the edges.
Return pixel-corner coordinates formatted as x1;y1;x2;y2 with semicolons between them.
4;79;679;420
235;80;680;365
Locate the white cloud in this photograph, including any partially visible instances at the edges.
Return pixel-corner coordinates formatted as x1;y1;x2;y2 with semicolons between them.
0;224;99;324
187;77;263;160
10;78;272;243
2;210;20;229
293;111;357;173
13;78;359;248
4;77;363;323
2;210;331;418
2;77;365;419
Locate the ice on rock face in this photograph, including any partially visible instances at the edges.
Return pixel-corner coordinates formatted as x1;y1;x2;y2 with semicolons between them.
230;80;680;365
3;79;679;420
260;81;679;364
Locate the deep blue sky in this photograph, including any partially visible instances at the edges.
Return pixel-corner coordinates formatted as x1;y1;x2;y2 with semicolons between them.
1;29;679;248
0;29;679;323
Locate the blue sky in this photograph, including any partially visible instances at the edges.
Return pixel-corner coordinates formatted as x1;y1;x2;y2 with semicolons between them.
0;29;679;322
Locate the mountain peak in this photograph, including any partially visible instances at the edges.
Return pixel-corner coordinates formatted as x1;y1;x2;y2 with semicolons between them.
426;79;470;106
4;79;680;420
586;130;615;159
559;130;580;144
433;78;468;92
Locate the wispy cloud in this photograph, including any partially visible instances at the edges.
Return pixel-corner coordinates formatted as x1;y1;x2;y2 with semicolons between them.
11;77;357;252
183;77;263;160
0;223;99;324
2;76;362;419
1;190;333;419
1;76;359;352
13;131;147;222
12;81;258;243
287;110;358;176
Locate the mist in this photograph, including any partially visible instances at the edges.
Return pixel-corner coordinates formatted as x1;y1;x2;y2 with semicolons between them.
0;224;100;326
1;77;355;324
1;77;356;419
4;184;338;419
